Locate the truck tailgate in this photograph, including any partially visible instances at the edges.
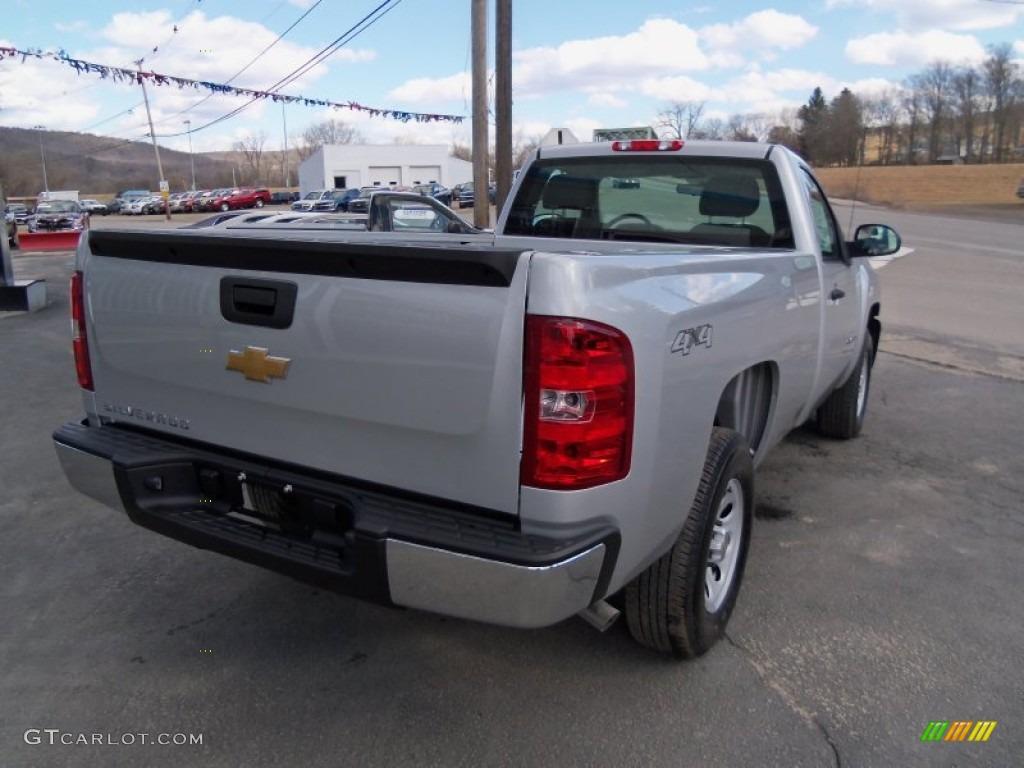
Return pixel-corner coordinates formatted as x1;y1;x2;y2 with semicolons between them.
82;230;529;515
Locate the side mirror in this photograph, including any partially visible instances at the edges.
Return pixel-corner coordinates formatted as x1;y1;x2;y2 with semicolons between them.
850;223;901;257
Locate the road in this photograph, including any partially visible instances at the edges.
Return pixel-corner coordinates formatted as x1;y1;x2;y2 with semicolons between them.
838;201;1024;379
1;209;1021;767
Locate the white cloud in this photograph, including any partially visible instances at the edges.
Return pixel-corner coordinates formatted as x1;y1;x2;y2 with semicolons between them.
839;77;901;99
387;18;712;111
846;30;987;67
388;72;472;104
700;10;818;61
639;75;713;102
587;92;629;109
564;118;603;143
0;41;103;130
826;0;1021;32
511;18;709;95
718;69;836;105
55;21;89;34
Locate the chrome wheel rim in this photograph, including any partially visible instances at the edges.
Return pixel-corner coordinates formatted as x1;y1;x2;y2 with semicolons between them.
705;478;744;613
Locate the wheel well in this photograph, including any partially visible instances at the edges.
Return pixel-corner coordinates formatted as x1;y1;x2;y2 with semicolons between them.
713;362;777;456
868;302;881;364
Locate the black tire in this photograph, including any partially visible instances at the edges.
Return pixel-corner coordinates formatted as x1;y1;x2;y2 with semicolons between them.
254;199;264;208
625;428;754;658
816;332;874;439
220;202;230;212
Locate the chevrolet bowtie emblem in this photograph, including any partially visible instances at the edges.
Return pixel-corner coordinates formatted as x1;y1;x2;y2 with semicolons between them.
226;346;291;383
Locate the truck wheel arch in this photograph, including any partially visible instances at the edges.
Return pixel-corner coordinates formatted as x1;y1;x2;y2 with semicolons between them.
713;362;777;459
868;303;881;365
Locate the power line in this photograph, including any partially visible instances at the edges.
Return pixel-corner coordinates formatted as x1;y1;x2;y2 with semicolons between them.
147;0;325;129
154;1;405;137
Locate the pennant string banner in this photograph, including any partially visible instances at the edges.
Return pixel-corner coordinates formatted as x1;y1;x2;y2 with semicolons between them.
0;45;464;124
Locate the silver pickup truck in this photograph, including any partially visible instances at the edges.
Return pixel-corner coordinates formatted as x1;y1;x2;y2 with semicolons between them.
54;140;900;658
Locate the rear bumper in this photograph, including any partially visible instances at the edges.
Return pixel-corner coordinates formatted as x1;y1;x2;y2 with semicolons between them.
53;422;617;628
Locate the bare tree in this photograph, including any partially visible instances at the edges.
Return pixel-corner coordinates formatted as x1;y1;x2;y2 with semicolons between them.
233;131;266;185
693;117;725;141
901;84;925;164
449;143;473;162
915;62;955;162
512;132;541;169
952;66;983;162
864;89;904;165
656;101;706;139
767;107;801;153
983;44;1021;163
293;118;363;161
725;114;759;142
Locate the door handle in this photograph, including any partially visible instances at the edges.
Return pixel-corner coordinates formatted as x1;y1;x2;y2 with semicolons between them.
830;287;846;301
220;277;298;329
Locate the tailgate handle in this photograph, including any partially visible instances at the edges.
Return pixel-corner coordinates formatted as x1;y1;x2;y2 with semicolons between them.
220;277;298;329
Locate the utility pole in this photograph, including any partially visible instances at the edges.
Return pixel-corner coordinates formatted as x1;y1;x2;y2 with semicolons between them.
282;102;290;188
495;0;512;214
184;119;196;191
35;126;49;193
471;0;488;227
135;59;171;220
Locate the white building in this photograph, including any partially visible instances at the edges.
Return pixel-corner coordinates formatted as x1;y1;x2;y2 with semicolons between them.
297;144;474;193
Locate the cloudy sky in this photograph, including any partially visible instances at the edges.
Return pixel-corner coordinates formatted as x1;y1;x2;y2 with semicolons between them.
1;0;1021;155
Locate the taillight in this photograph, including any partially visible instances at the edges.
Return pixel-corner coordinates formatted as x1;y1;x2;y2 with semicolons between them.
522;316;634;490
611;139;684;151
70;271;94;391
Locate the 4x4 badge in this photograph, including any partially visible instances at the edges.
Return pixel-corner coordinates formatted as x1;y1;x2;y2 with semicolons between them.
226;346;291;383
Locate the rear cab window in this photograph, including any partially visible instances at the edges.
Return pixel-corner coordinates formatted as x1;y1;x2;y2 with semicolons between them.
505;155;794;247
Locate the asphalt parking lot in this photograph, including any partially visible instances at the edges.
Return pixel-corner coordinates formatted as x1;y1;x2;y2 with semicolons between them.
1;210;1022;767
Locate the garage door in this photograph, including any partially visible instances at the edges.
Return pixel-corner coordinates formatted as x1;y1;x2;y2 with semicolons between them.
368;166;402;187
408;165;442;185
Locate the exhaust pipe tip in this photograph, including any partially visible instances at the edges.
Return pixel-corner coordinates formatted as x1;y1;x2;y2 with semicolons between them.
578;599;621;632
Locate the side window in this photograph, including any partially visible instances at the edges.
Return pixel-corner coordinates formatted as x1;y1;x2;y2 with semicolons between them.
799;169;842;259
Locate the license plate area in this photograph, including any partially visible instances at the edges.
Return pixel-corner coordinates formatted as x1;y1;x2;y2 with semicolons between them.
123;459;357;554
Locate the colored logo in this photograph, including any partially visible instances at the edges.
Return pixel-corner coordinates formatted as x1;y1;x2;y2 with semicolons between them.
921;721;997;742
226;346;290;383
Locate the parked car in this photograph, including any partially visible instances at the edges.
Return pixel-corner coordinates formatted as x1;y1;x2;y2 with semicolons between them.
195;189;229;212
345;186;386;214
270;191;299;205
290;190;334;212
411;183;452;207
120;198;144;216
144;196;168;215
214;187;272;211
313;188;360;212
112;191;151;214
4;203;30;225
28;199;87;231
79;199;109;216
115;194;151;214
456;183;473;208
167;192;188;213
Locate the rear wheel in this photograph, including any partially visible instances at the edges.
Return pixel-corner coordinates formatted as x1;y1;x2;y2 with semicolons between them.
254;199;264;208
625;428;754;658
817;332;874;439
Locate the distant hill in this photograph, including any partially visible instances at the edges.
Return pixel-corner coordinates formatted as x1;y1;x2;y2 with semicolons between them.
0;126;257;199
